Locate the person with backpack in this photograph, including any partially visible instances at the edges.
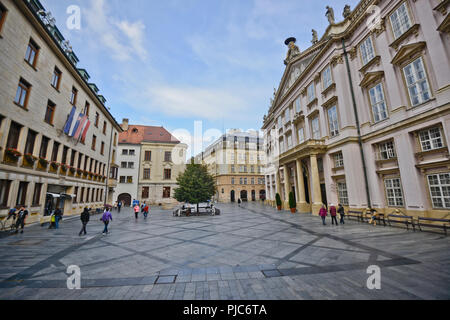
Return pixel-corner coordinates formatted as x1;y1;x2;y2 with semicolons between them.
79;207;90;236
338;204;345;224
15;207;28;234
133;204;140;219
101;208;113;235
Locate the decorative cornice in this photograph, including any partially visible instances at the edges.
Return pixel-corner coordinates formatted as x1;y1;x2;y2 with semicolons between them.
437;13;450;33
359;71;385;88
389;24;421;50
434;0;450;15
331;54;344;66
321;82;336;96
322;95;338;109
391;41;426;65
358;55;381;74
348;46;357;60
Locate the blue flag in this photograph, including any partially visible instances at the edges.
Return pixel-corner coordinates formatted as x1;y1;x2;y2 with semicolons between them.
70;112;84;137
63;106;76;135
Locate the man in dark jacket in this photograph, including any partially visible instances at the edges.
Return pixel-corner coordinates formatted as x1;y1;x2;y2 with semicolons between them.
338;204;345;224
54;208;63;229
79;207;90;236
14;207;28;234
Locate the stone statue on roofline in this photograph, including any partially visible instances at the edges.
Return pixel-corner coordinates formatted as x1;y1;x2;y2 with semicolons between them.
311;29;318;44
326;6;335;24
343;5;351;19
284;37;300;65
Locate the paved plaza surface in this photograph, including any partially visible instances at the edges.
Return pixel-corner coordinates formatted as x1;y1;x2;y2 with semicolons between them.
0;202;449;300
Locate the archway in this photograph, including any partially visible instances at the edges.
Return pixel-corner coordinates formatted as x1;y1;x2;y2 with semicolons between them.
230;190;235;202
118;193;132;206
240;190;248;202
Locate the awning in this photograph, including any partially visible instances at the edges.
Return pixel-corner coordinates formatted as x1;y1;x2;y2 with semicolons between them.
47;193;61;198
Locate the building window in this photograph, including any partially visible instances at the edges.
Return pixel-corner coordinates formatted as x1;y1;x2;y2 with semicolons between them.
277;116;282;129
322;66;332;90
80;187;85;203
74;187;79;204
164;169;171;180
360;36;375;66
119;176;126;184
91;135;96;151
51;67;62;90
231;165;235;173
378;141;396;160
127;176;133;183
307;83;315;103
101;142;105;156
297;127;304;144
142;187;149;199
419;127;443;151
244;178;247;185
144;151;151;161
334;152;344;168
122;149;128;155
86;188;90;203
121;162;127;169
0;180;11;208
51;142;60;162
129;149;135;156
70;87;78;106
239;178;243;185
16;182;28;206
25;38;39;67
32;183;42;206
369;83;388;123
39;136;49;159
15;78;31;108
61;146;69;164
403;57;431;107
251;178;255;185
6;121;22;150
163;187;171;198
164;151;172;162
295;97;301;113
128;162;134;169
24;129;37;155
384;178;404;207
287;134;292;148
95;112;99;127
231;178;235;185
311;116;320;139
427;173;450;209
103;121;107;135
44;100;56;125
0;3;7;35
389;2;412;40
337;182;349;206
143;168;150;179
327;105;339;137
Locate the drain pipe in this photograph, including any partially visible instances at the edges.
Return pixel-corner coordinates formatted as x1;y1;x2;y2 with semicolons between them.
341;38;372;209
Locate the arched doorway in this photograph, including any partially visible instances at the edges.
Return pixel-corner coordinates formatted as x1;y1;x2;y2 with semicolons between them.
118;193;132;206
259;190;266;200
240;190;248;202
251;190;256;201
230;190;235;202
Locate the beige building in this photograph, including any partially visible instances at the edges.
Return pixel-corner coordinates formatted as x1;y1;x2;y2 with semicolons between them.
262;0;450;218
0;0;122;224
116;120;187;207
195;129;266;203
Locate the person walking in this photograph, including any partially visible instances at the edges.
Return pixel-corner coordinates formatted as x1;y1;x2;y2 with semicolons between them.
143;203;149;219
54;208;62;229
79;207;90;236
319;204;327;226
329;204;338;226
117;201;122;213
14;207;28;234
238;198;241;207
133;204;140;219
101;208;113;235
338;204;345;224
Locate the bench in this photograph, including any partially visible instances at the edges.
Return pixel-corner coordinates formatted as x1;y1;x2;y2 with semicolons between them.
418;217;449;235
347;210;362;222
387;214;415;231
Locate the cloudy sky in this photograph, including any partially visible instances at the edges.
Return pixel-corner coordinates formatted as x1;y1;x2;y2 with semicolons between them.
41;0;359;157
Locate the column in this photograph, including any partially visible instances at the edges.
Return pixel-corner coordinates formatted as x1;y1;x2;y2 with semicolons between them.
296;158;308;213
283;164;290;208
310;154;323;215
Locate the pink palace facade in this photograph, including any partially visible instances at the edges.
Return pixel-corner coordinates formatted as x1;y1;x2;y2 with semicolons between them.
262;0;450;218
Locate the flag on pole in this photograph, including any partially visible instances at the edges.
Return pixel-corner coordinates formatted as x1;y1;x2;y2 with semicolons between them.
73;115;88;140
70;113;84;137
80;120;91;144
63;106;76;135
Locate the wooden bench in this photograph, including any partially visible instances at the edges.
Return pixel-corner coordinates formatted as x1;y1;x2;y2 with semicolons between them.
387;214;415;231
347;210;362;222
418;217;449;235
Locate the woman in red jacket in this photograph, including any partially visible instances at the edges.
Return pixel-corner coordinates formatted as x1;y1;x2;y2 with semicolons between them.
319;204;327;225
329;204;338;226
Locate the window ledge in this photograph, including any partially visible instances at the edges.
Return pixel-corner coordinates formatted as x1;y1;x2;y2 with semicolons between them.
389;24;420;50
359;56;381;74
415;147;449;158
24;59;38;71
321;83;336;96
13;102;29;111
307;98;318;108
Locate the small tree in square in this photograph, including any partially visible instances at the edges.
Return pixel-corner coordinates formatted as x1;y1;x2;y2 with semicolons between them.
174;159;216;213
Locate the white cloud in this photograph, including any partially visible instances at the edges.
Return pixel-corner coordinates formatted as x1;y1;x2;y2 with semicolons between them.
116;20;147;60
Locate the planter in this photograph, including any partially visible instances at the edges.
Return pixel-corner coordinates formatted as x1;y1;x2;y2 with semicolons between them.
290;208;296;213
37;158;49;170
277;206;282;211
4;148;21;164
22;154;37;168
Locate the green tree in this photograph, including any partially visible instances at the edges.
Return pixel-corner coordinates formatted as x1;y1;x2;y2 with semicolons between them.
174;160;216;212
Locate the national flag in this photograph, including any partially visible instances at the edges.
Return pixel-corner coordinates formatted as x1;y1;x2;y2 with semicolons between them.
80;120;91;144
73;115;88;140
70;113;84;137
63;106;76;135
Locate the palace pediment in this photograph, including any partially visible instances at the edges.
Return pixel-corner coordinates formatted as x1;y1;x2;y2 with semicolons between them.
391;42;426;65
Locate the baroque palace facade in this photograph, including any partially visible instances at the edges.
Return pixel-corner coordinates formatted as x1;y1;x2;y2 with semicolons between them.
0;0;122;224
195;129;266;203
262;0;450;218
113;119;187;208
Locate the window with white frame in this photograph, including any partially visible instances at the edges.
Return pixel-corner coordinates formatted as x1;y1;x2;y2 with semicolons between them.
403;57;431;107
287;134;292;148
384;178;404;207
427;173;450;209
278;116;282;128
322;66;332;90
285;109;291;123
279;138;285;153
419;127;443;151
378;141;396;160
327;105;339;137
369;83;388;123
360;36;375;65
307;83;315;103
311;117;320;139
389;2;412;39
334;152;344;168
297;127;305;144
337;182;349;205
295;97;301;113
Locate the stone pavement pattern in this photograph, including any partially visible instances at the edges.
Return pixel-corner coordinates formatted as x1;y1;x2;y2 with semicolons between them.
0;203;449;300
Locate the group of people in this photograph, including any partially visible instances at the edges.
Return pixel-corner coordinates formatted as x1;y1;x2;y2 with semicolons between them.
79;207;113;236
133;202;150;219
319;204;346;226
6;207;29;234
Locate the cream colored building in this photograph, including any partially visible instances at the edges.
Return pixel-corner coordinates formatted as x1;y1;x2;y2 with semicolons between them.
195;129;266;203
0;0;122;224
263;0;450;218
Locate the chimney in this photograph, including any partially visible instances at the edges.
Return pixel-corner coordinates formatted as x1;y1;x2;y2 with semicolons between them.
121;118;129;131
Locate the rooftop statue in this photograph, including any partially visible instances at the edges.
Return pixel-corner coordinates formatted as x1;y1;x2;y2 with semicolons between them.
343;5;351;19
284;37;300;65
326;6;335;25
311;29;318;44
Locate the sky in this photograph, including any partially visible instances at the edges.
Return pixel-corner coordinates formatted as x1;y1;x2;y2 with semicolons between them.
40;0;360;157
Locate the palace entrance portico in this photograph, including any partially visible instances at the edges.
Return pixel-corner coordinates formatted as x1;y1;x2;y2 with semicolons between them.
277;139;327;215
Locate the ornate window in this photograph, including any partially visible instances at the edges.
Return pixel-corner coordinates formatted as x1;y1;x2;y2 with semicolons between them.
287;134;292;148
334;152;344;168
322;66;332;90
389;2;412;39
337;182;349;206
327;105;339;137
311;116;320;139
297;127;304;144
143;168;150;179
419;127;443;151
295;97;301;113
403;57;431;107
384;178;404;207
427;173;450;209
307;83;315;103
360;36;375;65
369;83;388;122
378;141;396;160
15;78;31;108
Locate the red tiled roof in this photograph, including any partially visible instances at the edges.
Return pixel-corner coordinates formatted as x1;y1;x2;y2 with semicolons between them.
119;125;180;144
